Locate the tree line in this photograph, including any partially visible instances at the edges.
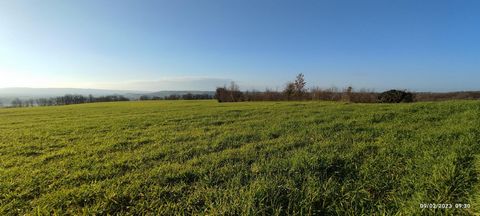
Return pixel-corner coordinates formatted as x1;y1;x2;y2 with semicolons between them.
8;94;130;108
5;93;215;108
139;93;213;101
215;74;416;103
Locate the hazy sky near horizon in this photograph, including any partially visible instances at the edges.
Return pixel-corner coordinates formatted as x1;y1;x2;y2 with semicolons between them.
1;0;479;91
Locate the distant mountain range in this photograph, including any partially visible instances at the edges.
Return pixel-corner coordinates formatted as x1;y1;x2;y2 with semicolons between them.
0;88;215;105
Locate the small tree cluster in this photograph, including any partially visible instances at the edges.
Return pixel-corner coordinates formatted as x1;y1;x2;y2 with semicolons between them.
11;98;24;107
215;82;244;102
10;98;35;107
284;73;307;99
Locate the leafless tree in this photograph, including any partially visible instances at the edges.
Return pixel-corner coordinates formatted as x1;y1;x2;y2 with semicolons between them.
294;73;306;96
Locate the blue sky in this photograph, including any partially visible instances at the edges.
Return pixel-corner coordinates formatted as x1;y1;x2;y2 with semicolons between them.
0;0;479;91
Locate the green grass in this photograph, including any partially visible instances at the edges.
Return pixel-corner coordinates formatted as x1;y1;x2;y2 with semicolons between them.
0;100;479;215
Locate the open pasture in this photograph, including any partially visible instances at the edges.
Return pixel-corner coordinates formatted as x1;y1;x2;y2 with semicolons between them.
0;100;479;215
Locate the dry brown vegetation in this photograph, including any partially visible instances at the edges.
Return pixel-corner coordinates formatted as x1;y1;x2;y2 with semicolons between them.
415;91;480;101
215;74;479;103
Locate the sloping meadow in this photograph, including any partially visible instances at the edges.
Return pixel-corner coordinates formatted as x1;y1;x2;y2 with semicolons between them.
0;100;479;215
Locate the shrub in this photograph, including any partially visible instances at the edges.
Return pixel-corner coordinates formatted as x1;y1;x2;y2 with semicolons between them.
283;82;296;100
377;90;414;103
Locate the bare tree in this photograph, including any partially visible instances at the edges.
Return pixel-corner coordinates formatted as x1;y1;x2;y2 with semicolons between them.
228;81;240;92
294;73;306;96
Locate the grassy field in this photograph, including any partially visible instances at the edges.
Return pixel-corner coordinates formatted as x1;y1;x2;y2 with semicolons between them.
0;100;479;215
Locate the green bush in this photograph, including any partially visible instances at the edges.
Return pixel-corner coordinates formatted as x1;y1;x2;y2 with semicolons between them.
377;90;414;103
